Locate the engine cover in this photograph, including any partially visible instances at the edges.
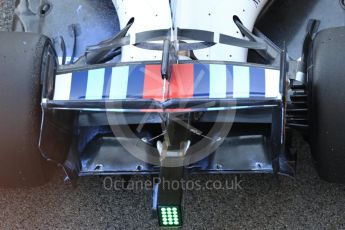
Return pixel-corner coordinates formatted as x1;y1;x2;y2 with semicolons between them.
113;0;269;62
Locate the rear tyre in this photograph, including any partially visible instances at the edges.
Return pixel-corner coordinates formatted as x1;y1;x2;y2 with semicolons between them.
309;27;345;183
0;32;54;186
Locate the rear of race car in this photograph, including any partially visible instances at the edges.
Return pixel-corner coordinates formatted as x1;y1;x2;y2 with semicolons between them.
2;0;345;229
39;52;289;228
6;0;341;228
38;0;291;185
23;1;292;227
42;59;287;172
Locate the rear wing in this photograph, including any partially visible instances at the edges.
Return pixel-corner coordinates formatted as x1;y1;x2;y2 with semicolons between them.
44;61;284;112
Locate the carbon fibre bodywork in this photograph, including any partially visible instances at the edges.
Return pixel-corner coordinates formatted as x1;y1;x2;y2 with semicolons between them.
39;49;291;180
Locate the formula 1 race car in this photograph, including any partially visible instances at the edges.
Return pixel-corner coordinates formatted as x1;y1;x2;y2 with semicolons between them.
1;0;345;227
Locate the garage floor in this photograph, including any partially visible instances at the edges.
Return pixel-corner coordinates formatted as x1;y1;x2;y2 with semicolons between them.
1;0;345;229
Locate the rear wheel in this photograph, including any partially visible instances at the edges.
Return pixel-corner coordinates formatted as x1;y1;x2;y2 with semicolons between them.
0;32;55;186
309;27;345;183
